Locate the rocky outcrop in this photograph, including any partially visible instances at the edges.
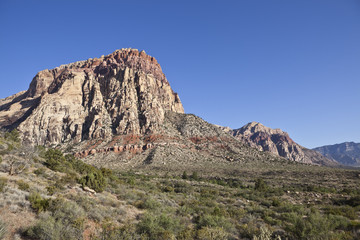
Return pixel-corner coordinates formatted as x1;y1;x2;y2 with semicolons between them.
313;142;360;166
221;122;337;166
0;48;183;146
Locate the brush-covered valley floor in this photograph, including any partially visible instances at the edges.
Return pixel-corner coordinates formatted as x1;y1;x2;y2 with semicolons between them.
0;130;360;240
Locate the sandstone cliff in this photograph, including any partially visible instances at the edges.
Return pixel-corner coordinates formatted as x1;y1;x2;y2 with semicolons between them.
0;49;183;145
222;122;337;166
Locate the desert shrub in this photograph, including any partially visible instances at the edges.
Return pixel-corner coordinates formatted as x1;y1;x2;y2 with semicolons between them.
17;180;30;191
25;213;60;240
0;178;7;193
135;197;161;210
271;197;282;207
28;192;50;213
162;185;174;193
44;149;94;174
227;206;246;219
324;206;357;220
190;171;199;181
101;167;113;177
200;189;219;200
137;213;181;240
46;185;59;196
177;227;196;240
44;149;69;172
5;129;20;143
334;195;360;207
210;178;243;188
0;219;6;240
238;222;260;238
305;184;336;193
253;225;273;240
60;172;78;186
99;221;140;240
25;200;85;240
182;171;188;180
284;211;338;239
49;199;85;228
65;154;97;174
196;214;233;232
196;227;228;240
174;181;193;194
79;170;106;193
255;178;268;191
33;167;46;176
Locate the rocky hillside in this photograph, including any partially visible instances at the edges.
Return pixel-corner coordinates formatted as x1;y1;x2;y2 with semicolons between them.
0;48;183;146
314;142;360;166
1;131;360;240
81;112;285;171
0;49;288;170
221;122;337;166
0;48;338;168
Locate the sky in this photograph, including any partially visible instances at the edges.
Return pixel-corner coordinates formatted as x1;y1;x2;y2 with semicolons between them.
0;0;359;148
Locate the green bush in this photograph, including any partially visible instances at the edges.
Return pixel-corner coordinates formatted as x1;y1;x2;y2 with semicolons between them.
26;200;85;240
174;181;193;194
177;227;196;240
0;178;7;193
33;167;46;176
135;197;161;210
196;227;228;240
253;225;273;240
325;206;357;220
196;214;233;231
99;221;140;240
17;180;30;191
44;149;69;172
285;211;337;239
182;171;188;180
334;195;360;207
79;170;106;193
137;213;181;240
5;129;20;143
46;185;59;196
28;192;50;213
255;178;268;191
191;171;199;181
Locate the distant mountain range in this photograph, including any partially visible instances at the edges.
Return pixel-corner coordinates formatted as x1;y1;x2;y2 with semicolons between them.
313;142;360;167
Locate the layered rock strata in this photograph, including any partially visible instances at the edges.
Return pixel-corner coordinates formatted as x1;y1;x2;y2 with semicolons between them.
0;49;184;145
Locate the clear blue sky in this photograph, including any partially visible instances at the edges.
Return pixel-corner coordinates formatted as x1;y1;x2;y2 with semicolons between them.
0;0;359;148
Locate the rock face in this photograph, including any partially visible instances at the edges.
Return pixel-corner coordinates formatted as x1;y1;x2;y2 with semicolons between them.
83;111;285;170
224;122;337;166
0;48;183;145
313;142;360;166
0;48;338;168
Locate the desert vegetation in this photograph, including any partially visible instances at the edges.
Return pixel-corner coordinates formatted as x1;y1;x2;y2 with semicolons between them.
0;132;360;239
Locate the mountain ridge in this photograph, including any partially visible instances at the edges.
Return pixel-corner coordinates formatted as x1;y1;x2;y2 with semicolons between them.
313;142;360;166
217;122;337;166
0;48;338;167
